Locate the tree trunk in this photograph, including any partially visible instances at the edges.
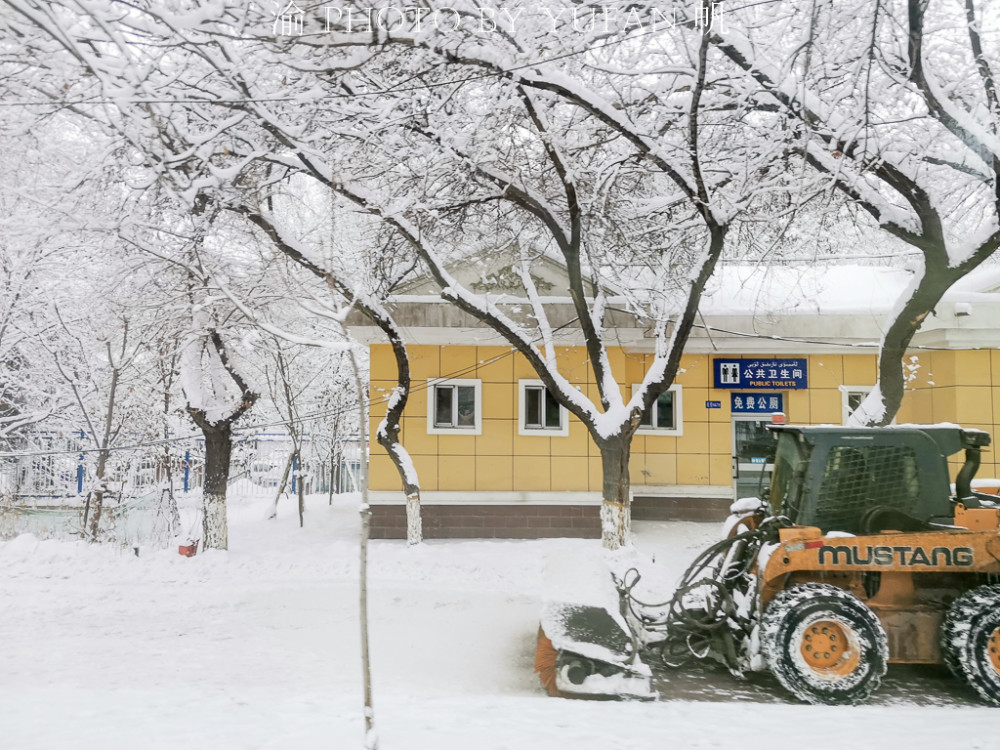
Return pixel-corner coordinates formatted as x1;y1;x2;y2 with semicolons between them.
377;435;422;546
373;332;421;544
328;454;335;505
87;489;104;541
862;263;969;425
163;373;180;535
183;330;257;550
296;451;305;528
201;424;232;550
269;451;293;519
596;435;633;550
405;491;422;546
164;456;180;535
88;448;111;541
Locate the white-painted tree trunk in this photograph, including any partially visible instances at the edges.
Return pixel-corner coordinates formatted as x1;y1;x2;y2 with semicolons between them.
405;492;422;546
597;436;635;549
600;501;631;551
203;492;228;551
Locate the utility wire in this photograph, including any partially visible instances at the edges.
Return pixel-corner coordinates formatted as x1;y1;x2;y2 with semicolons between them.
0;319;582;458
0;311;963;459
0;26;674;108
0;348;509;458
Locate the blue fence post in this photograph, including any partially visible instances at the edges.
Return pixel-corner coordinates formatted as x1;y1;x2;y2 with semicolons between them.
76;430;85;494
292;453;298;494
183;450;190;493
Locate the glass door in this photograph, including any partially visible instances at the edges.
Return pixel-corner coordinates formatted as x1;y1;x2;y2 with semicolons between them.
732;416;775;501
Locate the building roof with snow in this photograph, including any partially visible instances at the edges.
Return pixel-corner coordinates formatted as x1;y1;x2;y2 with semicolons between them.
350;261;1000;354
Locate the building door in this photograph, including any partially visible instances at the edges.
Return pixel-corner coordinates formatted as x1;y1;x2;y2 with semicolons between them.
732;415;775;500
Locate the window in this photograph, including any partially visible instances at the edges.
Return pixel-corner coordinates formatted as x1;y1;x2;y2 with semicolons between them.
770;432;806;517
633;385;683;436
839;386;890;425
518;380;569;436
427;378;482;434
809;444;920;533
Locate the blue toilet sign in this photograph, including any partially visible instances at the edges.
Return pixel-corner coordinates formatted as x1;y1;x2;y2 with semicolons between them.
714;358;807;390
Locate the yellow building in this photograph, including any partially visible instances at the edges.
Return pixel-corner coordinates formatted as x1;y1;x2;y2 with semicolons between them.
350;264;1000;538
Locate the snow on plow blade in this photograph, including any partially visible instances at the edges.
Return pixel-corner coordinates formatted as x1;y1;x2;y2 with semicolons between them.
534;552;654;700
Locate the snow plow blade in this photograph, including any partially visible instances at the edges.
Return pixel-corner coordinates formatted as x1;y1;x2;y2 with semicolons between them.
534;553;654;700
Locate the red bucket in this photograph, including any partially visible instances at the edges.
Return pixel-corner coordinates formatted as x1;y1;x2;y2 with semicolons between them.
178;541;199;557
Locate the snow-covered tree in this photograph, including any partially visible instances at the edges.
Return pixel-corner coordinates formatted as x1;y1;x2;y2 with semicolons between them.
710;0;1000;424
0;113;121;441
181;318;258;550
1;0;802;547
43;306;145;539
236;200;425;544
254;5;797;547
3;0;434;543
253;328;350;527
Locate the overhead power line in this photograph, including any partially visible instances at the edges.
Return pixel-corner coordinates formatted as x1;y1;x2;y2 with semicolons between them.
0;313;961;460
0;326;563;458
0;26;672;108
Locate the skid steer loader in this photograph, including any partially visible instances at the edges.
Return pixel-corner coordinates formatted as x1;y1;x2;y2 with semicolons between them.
535;420;1000;705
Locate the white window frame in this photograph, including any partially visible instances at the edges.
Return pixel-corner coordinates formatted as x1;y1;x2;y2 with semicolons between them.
427;378;482;435
633;384;683;436
517;380;570;437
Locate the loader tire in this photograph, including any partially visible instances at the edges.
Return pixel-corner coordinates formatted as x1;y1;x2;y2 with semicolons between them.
941;585;1000;706
761;583;888;705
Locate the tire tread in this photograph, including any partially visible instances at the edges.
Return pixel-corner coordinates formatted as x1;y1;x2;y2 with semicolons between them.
761;583;888;705
940;584;1000;706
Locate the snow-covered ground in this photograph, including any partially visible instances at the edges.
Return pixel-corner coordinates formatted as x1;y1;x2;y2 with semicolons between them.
2;493;996;749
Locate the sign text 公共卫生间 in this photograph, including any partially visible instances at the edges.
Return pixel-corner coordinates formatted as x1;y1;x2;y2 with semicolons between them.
714;358;807;390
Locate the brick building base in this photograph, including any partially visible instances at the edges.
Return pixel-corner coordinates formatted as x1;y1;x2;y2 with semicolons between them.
370;495;733;539
631;495;732;522
370;504;601;540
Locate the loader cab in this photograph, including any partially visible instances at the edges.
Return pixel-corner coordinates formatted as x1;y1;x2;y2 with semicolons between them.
766;425;990;534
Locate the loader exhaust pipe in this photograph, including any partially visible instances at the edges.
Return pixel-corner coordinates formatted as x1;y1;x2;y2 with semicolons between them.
955;447;980;501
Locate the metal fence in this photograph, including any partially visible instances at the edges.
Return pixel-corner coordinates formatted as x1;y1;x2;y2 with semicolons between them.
0;489;181;548
0;431;361;545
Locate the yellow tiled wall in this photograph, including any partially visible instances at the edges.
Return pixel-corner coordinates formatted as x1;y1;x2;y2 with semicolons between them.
896;349;1000;480
369;344;1000;492
370;344;608;492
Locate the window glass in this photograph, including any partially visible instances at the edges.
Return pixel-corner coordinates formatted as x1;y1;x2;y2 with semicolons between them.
434;385;453;427
656;391;674;429
640;390;675;429
811;444;920;533
525;386;542;428
841;387;877;425
523;384;563;431
770;435;804;516
544;389;561;428
848;392;865;413
456;385;476;427
429;380;480;432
